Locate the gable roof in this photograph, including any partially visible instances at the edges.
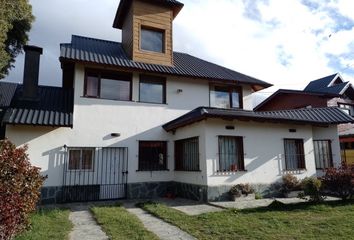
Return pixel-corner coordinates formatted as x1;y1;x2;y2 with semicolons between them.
304;73;339;92
113;0;184;29
2;85;73;127
0;82;18;108
60;35;272;90
163;107;354;132
253;89;339;111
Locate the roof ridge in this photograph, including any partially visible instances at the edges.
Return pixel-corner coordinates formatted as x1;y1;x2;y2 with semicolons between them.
71;35;122;45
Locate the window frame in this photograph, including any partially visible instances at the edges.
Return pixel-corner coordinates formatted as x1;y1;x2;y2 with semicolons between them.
313;140;333;170
283;139;306;171
68;148;95;171
138;141;168;171
84;69;132;101
139;74;166;104
338;103;354;116
175;137;200;172
209;84;243;109
140;26;165;54
218;136;245;172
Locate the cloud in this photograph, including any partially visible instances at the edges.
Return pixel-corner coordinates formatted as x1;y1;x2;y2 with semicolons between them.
3;0;354;95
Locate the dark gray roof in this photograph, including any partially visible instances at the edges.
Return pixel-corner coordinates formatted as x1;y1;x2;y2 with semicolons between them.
316;82;349;94
2;85;73;127
60;35;272;89
113;0;184;29
304;73;338;92
163;107;354;132
0;82;18;108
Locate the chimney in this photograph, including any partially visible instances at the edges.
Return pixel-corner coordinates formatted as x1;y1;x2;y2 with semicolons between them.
22;45;43;100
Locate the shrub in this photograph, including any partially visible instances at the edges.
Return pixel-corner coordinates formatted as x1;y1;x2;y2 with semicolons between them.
322;164;354;200
229;184;254;197
280;174;301;195
0;140;46;240
299;177;325;203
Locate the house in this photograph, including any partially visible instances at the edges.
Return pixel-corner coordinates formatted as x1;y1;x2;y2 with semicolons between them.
255;73;354;166
1;0;353;204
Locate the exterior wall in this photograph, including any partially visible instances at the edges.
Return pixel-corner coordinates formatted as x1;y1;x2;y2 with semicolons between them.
257;93;328;111
328;97;354;134
131;0;173;66
203;119;318;187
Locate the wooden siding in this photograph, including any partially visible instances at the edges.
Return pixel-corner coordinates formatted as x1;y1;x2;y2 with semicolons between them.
121;0;174;66
122;3;134;59
257;93;328;111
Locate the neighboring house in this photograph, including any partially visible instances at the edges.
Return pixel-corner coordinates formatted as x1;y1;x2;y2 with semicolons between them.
1;0;353;203
255;73;354;166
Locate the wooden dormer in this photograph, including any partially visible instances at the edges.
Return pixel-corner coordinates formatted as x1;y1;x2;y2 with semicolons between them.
113;0;183;66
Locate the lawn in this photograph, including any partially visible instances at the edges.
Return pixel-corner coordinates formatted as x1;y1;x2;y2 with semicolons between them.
91;204;159;240
15;209;72;240
141;200;354;240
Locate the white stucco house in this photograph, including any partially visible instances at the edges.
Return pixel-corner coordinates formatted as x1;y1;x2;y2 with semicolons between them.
1;0;353;203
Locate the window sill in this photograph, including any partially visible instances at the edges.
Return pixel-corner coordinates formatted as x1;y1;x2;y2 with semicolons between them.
137;101;167;105
217;170;247;173
174;170;202;172
81;96;133;102
283;169;307;173
136;169;170;172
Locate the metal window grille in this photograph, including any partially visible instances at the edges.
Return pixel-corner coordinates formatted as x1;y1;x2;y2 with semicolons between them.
218;136;244;172
284;139;306;170
314;140;333;169
175;137;199;171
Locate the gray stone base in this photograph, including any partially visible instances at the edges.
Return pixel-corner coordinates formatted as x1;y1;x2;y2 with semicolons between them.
40;186;63;205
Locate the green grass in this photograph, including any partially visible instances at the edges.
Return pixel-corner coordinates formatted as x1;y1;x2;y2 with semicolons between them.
15;209;72;240
141;200;354;240
91;204;159;240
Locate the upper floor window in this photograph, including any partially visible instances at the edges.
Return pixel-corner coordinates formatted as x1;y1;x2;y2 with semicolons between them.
140;27;165;53
85;70;131;101
338;103;354;116
210;85;242;109
139;75;166;104
284;139;306;170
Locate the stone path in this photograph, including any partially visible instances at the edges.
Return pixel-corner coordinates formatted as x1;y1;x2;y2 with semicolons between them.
124;202;197;240
157;198;223;215
69;205;108;240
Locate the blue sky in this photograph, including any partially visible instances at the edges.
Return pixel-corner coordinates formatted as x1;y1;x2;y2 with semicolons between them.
4;0;354;98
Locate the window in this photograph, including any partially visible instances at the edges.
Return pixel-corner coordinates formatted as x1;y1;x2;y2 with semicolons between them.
85;70;131;101
338;103;354;116
218;136;244;172
210;85;242;109
138;141;167;171
175;137;199;171
314;140;333;169
140;27;164;53
68;148;94;170
139;75;166;104
284;139;306;170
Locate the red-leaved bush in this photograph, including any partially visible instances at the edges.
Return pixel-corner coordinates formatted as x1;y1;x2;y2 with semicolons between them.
0;140;46;240
322;163;354;200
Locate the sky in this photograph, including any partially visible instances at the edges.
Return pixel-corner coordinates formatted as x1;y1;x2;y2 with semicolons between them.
4;0;354;101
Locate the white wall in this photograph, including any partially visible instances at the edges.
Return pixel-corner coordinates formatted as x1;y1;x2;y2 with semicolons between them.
202;119;323;186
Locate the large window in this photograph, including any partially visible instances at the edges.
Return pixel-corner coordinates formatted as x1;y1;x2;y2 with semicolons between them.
210;85;242;109
284;139;306;170
140;27;164;53
218;136;244;172
338;103;354;116
139;75;166;104
175;137;199;171
138;141;167;171
68;148;94;171
85;70;131;101
314;140;333;169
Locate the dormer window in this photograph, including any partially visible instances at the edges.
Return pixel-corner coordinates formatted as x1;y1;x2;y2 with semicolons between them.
140;26;165;53
210;85;243;109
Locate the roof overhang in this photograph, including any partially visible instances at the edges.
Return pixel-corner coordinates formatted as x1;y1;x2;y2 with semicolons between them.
113;0;184;29
163;107;354;132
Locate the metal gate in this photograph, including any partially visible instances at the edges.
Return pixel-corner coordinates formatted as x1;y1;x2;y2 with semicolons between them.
61;147;128;203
